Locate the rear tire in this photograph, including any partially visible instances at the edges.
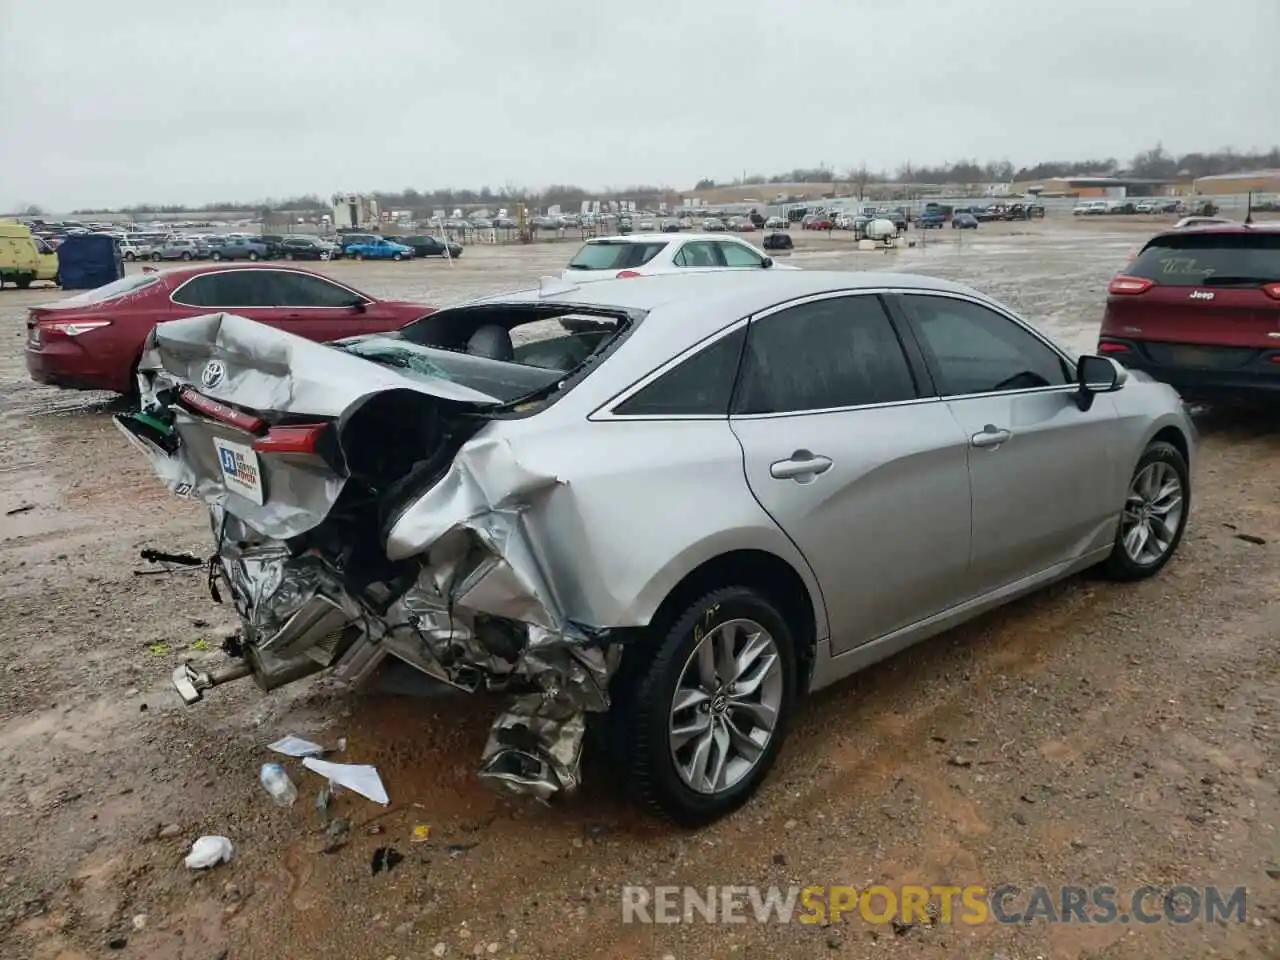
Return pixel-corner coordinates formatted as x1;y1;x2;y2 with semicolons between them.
181;252;192;261
151;252;162;261
1101;440;1189;581
211;251;222;261
248;252;259;261
355;253;364;262
610;585;797;826
16;275;32;290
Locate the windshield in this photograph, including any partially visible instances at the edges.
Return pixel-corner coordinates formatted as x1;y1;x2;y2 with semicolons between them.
568;240;666;271
62;275;159;304
1128;233;1280;286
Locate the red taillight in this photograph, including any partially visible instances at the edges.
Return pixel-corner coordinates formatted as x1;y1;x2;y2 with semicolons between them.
178;388;265;434
252;423;329;455
43;319;112;336
1263;283;1280;301
1098;341;1131;354
616;270;642;278
1108;275;1153;295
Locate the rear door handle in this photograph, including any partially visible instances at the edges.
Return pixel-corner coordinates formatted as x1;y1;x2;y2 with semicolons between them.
970;425;1012;448
769;450;833;481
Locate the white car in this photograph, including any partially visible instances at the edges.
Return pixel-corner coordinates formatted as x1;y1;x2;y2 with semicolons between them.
562;233;800;283
1171;216;1237;230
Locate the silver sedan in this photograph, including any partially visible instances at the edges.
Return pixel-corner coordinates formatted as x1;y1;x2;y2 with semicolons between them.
117;270;1193;825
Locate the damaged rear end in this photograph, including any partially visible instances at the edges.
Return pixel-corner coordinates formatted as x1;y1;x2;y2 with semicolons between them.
116;311;625;800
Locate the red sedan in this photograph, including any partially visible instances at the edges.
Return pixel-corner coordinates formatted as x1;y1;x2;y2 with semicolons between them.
25;264;434;394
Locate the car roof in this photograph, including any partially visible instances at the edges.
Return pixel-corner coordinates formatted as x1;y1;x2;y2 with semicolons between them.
466;271;1009;416
475;269;984;321
1150;222;1280;241
585;232;750;244
147;262;333;283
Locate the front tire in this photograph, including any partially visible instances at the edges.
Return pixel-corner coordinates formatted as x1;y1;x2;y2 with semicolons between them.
612;585;797;826
248;252;259;261
1102;440;1189;581
211;251;222;261
151;252;162;261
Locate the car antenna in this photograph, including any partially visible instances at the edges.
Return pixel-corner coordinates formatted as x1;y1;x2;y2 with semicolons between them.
1244;191;1253;226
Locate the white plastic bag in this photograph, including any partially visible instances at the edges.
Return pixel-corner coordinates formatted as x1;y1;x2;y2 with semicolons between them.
184;835;233;869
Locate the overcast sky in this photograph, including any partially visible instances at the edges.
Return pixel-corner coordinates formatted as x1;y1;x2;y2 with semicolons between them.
2;0;1277;211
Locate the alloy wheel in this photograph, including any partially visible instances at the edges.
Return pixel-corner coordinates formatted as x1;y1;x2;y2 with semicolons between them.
669;618;783;795
1121;461;1184;565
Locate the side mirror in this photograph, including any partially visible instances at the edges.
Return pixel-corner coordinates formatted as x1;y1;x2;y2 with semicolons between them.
348;300;367;313
761;256;773;268
1074;354;1127;410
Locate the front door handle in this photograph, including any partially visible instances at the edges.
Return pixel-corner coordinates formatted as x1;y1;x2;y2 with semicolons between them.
970;424;1012;448
769;449;833;481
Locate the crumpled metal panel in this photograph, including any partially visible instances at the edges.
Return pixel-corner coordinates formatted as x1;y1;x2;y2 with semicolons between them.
142;311;500;416
129;312;622;802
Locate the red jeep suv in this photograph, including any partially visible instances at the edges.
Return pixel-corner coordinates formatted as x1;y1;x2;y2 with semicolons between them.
1098;224;1280;398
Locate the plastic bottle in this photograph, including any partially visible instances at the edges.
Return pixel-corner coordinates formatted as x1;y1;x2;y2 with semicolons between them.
259;763;298;807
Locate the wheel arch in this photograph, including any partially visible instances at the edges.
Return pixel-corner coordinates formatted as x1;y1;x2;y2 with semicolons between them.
639;548;824;692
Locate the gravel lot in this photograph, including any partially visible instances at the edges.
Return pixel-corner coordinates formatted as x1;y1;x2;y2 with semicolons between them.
1;220;1277;960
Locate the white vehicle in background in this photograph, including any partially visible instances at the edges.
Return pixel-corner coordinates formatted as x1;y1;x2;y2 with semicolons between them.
562;233;799;283
119;238;156;261
1171;215;1237;230
1073;200;1108;216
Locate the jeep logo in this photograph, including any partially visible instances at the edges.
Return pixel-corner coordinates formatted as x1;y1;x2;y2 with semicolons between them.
1188;290;1215;301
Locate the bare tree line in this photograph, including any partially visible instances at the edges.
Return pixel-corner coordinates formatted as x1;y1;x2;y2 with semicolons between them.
30;143;1279;218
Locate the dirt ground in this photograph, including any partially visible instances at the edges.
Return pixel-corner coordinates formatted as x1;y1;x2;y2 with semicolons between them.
1;219;1277;960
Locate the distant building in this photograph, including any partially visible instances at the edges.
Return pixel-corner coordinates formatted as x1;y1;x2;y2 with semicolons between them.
1192;170;1280;195
1020;176;1173;199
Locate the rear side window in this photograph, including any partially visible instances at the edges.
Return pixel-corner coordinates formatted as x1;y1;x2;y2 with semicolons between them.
568;241;666;271
733;296;918;414
613;326;746;416
1127;233;1280;286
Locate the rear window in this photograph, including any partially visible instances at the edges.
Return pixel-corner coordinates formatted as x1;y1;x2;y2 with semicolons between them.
61;275;159;304
1128;232;1280;286
568;241;666;271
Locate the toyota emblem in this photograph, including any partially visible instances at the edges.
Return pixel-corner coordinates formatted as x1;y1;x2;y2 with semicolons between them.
201;359;226;389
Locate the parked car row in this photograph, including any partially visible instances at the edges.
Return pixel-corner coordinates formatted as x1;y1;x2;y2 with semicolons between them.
1073;199;1217;217
115;233;465;263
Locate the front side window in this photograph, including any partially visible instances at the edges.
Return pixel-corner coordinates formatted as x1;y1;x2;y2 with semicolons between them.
733;296;917;415
897;294;1071;396
613;326;747;416
717;242;764;267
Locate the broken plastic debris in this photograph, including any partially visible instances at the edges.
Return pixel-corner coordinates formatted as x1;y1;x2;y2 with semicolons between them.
411;824;431;843
148;643;170;656
267;735;327;758
184;835;233;869
259;763;298;806
302;757;388;805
